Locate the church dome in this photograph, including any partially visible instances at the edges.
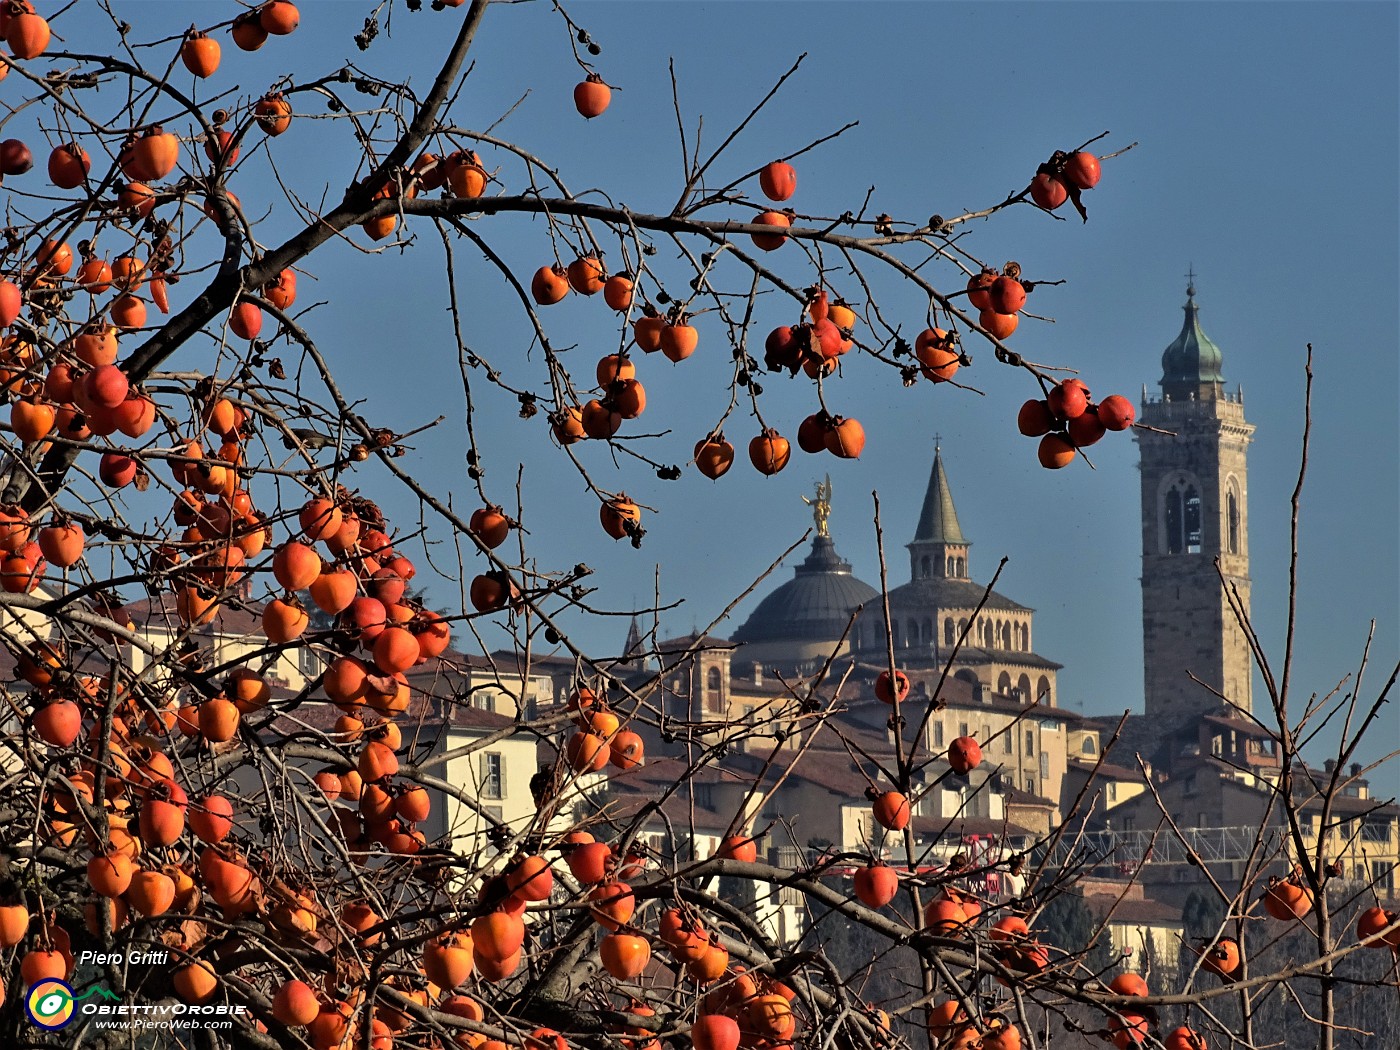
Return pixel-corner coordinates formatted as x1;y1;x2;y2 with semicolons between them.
731;536;879;645
1161;283;1225;394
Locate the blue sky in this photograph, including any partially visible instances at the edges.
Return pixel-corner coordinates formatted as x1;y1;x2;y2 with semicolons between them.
48;3;1400;779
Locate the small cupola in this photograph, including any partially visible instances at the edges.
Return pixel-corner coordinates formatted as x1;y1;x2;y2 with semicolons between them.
1160;275;1226;402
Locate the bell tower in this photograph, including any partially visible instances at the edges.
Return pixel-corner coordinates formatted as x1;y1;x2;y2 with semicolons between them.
1136;278;1255;735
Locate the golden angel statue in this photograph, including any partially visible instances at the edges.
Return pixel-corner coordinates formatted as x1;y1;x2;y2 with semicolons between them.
801;475;832;538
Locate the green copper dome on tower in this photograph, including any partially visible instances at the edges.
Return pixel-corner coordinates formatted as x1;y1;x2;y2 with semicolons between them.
1160;278;1225;400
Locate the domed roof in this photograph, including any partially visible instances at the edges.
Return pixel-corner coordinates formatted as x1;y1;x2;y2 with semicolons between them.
1161;282;1225;394
731;536;879;645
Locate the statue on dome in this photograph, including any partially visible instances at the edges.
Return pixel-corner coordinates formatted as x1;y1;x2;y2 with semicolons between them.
801;475;832;538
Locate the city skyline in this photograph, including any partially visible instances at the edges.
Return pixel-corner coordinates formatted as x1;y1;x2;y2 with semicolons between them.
42;3;1397;776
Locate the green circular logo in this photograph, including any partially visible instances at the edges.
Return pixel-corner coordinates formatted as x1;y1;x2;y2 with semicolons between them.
26;979;75;1030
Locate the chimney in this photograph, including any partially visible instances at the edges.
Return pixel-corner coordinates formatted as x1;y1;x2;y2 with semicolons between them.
1349;762;1362;777
753;663;763;686
972;681;985;704
1324;759;1336;774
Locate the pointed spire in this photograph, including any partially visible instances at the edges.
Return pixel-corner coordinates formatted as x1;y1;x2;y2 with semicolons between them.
623;616;643;658
913;445;966;545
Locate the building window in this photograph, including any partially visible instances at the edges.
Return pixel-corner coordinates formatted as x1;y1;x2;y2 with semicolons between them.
1107;782;1118;803
706;666;723;712
908;620;920;645
1082;737;1097;755
1025;776;1036;795
1003;733;1012;755
1018;673;1032;701
959;722;969;738
484;805;504;823
1000;623;1012;649
1165;486;1183;554
982;724;991;744
1373;862;1395;893
1025;730;1034;754
1037;675;1051;705
933;721;944;748
921;555;931;578
1039;752;1049;779
695;783;714;808
1184;487;1202;554
480;752;504;800
944;618;955;645
997;672;1012;695
1362;819;1393;844
1227;490;1240;554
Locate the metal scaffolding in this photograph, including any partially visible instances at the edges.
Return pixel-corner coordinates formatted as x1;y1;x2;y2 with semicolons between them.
1044;826;1287;867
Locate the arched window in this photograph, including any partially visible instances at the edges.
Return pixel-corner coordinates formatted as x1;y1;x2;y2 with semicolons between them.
954;669;979;687
921;555;931;578
1184;487;1202;554
946;556;954;576
1000;622;1012;649
1018;623;1029;650
1082;737;1097;754
891;621;902;648
922;618;933;645
997;671;1012;695
706;666;722;691
1036;675;1052;706
1017;673;1032;701
908;619;920;645
1165;485;1184;554
958;617;968;638
1227;490;1240;555
944;618;955;645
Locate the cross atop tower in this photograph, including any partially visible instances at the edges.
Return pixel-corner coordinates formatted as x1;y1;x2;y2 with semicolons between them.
1185;264;1197;297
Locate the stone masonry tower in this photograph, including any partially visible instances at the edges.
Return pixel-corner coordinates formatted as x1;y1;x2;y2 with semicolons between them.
1136;280;1255;735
